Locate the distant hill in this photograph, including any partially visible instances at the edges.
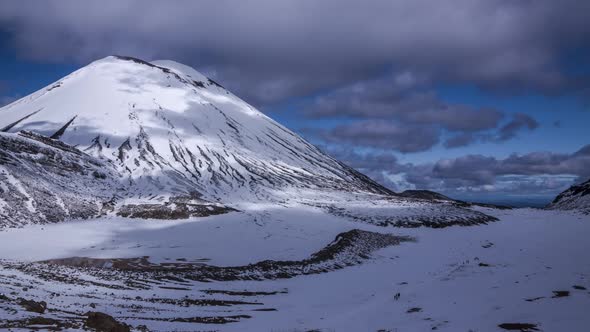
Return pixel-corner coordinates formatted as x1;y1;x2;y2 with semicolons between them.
399;190;455;201
400;190;513;210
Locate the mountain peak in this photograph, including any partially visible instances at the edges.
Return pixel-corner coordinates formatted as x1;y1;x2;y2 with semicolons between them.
0;55;392;206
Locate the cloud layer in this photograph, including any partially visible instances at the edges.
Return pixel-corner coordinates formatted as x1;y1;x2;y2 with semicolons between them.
329;144;590;197
303;72;540;152
1;0;589;105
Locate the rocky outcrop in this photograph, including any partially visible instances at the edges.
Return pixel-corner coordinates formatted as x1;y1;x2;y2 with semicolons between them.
85;312;130;332
547;179;590;214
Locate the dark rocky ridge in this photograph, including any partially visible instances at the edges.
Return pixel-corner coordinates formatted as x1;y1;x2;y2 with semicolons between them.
400;189;513;210
19;229;413;282
400;189;455;201
547;178;590;213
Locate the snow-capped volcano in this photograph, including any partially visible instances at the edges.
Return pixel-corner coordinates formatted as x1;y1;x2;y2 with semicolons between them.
0;56;497;227
0;56;390;203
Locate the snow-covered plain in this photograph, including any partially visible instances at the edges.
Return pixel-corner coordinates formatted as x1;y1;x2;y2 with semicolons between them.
1;206;589;331
0;207;354;265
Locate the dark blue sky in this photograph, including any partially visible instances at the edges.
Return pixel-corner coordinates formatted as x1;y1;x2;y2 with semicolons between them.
1;1;589;205
0;34;76;104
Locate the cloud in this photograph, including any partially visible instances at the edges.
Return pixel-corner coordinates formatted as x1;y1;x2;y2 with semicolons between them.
304;73;505;131
495;113;539;141
328;144;590;195
303;73;539;152
432;146;590;186
0;0;589;105
442;113;540;148
317;120;440;153
444;133;477;148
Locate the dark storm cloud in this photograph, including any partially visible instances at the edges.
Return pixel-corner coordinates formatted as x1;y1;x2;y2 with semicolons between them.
433;146;590;183
304;73;504;131
319;120;440;153
429;145;590;191
320;148;409;190
1;0;589;105
433;155;501;185
495;113;539;142
304;73;539;152
442;113;539;148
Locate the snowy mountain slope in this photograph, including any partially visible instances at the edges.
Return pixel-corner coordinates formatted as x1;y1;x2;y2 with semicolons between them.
0;131;230;227
0;56;391;205
547;178;590;214
0;131;118;227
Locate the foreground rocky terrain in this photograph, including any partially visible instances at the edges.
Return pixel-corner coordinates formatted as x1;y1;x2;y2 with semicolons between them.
0;207;588;331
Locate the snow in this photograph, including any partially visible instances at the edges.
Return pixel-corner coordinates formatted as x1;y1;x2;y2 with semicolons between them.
0;165;36;213
1;206;589;331
0;207;354;266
